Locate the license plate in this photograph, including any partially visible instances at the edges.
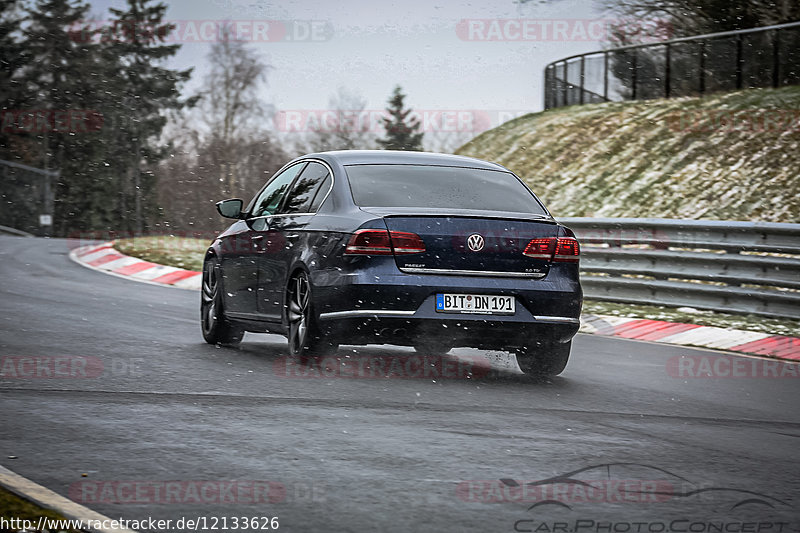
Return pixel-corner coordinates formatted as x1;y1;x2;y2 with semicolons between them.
435;294;515;315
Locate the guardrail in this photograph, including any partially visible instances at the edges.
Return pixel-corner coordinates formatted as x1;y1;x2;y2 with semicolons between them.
0;224;33;237
558;217;800;320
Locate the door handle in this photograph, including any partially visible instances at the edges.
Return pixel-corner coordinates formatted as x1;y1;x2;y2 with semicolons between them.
251;235;264;240
286;234;300;239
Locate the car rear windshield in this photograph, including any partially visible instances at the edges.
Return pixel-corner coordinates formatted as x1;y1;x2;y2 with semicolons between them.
345;164;548;214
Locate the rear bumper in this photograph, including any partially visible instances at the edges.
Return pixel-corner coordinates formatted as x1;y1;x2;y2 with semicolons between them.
312;266;582;349
318;313;579;349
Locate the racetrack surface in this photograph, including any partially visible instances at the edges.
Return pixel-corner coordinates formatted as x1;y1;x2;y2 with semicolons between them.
1;236;798;532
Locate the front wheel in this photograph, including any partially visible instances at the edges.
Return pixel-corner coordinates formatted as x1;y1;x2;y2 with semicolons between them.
515;340;571;377
201;258;243;347
286;271;338;356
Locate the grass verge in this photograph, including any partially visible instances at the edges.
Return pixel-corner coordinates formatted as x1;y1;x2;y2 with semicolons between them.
0;486;83;532
114;236;209;272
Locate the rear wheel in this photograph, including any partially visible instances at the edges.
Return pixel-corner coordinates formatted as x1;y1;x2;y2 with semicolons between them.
286;271;338;356
201;258;243;346
515;340;571;377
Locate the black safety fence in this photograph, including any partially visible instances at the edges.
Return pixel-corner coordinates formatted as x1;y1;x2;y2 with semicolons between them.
544;21;800;109
0;159;57;236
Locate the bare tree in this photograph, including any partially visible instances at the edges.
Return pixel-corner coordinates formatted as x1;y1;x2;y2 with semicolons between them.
603;0;800;39
303;87;375;152
197;31;273;196
154;31;287;232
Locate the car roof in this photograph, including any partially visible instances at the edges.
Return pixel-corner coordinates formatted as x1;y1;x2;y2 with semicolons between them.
304;150;509;171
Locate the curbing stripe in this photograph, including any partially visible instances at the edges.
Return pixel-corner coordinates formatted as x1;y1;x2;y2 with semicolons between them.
634;323;700;342
76;244;112;258
583;316;639;335
128;264;179;281
173;273;202;290
657;326;730;345
96;256;140;272
87;253;126;268
150;269;198;285
68;244;196;292
113;261;157;276
78;248;117;263
0;464;138;533
703;330;771;350
731;336;800;358
614;320;668;338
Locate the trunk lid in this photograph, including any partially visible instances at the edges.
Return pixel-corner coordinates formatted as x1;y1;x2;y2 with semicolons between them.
380;213;559;277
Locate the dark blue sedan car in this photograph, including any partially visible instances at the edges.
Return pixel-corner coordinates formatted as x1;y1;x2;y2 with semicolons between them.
202;151;582;376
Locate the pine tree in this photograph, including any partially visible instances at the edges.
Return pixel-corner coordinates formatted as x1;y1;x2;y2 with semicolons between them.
378;85;423;151
0;0;26;116
106;0;194;233
21;0;102;235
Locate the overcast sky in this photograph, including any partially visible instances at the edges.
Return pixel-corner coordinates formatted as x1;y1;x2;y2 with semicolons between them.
86;0;611;139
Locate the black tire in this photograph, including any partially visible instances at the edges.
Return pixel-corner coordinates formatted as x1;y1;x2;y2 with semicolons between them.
413;339;453;357
286;270;338;356
515;340;571;377
201;258;243;347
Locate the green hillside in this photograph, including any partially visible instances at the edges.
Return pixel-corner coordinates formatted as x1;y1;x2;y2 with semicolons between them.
457;86;800;222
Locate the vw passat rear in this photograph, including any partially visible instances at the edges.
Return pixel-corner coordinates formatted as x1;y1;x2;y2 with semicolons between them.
202;151;582;376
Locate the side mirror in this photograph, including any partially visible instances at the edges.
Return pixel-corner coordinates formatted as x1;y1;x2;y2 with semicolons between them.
216;198;244;219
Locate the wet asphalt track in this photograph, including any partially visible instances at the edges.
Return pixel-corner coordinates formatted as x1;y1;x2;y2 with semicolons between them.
0;235;798;532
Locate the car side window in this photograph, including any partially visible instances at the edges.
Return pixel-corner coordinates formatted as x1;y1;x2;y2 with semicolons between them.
308;174;332;212
249;163;305;218
280;162;332;214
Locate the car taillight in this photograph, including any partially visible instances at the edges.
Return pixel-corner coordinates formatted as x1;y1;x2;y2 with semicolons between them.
345;229;426;255
522;238;555;260
554;237;580;262
389;231;426;254
522;237;580;262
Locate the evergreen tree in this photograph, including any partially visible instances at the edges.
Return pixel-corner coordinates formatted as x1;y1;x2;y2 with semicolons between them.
21;0;103;235
377;85;423;151
0;0;26;117
106;0;194;233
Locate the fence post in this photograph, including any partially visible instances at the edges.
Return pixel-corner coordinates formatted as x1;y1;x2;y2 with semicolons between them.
544;66;551;110
772;29;780;88
736;34;743;89
631;50;638;100
561;61;568;106
579;55;585;104
699;40;706;95
664;43;671;98
603;51;609;101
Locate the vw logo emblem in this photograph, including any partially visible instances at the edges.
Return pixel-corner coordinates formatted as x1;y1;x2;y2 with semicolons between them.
467;233;485;252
